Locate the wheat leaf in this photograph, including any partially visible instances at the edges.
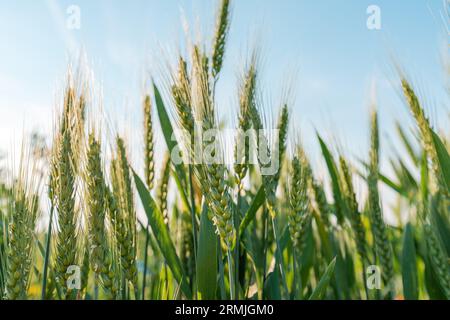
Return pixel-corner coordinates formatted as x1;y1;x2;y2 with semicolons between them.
309;257;337;300
196;204;218;299
402;223;419;300
133;170;192;299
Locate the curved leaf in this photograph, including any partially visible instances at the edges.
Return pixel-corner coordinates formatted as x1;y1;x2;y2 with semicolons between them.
317;135;345;223
153;83;191;212
197;204;218;299
401;223;418;300
431;130;450;192
239;185;265;235
309;257;336;300
133;170;192;299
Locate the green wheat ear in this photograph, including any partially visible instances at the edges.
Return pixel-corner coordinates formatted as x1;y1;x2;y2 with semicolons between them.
423;222;450;298
6;188;38;299
367;108;394;295
111;137;138;298
143;95;155;190
172;57;194;136
234;62;256;190
212;0;231;79
85;133;118;299
339;156;368;264
157;152;171;225
190;45;234;246
401;78;449;196
288;147;312;254
54;129;78;299
250;101;289;218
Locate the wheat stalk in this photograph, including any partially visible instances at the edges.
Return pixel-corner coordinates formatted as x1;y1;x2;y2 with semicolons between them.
367;108;394;295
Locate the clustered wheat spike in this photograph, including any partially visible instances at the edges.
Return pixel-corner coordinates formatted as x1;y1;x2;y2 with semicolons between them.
275;104;289;182
339;156;368;264
193;46;214;124
288;148;312;253
49;78;88;299
172;57;194;136
105;185;125;288
212;0;231;79
198;138;235;246
60;81;86;175
111;137;138;295
172;57;196;167
249;103;274;213
234;63;256;189
423;223;450;298
191;45;234;245
49;85;74;205
157;152;171;225
367;108;394;291
85;134;117;298
143;95;155;190
6;188;38;299
401;79;447;195
71;93;86;173
250;102;289;218
53;129;78;299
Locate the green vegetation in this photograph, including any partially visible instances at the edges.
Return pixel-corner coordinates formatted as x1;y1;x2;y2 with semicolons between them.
0;0;449;300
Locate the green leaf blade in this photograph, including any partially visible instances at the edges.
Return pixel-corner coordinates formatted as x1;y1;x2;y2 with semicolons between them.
401;223;418;300
239;185;265;235
317;135;345;223
153;83;191;212
133;170;192;299
431;130;450;192
196;204;218;300
309;257;337;300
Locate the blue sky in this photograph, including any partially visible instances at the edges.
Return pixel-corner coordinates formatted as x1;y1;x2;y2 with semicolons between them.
0;0;448;221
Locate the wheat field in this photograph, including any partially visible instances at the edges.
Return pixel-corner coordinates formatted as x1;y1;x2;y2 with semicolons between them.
0;0;449;301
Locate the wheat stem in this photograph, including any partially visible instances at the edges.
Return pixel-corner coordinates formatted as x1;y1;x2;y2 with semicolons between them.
367;108;394;297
